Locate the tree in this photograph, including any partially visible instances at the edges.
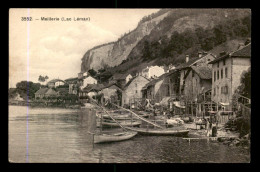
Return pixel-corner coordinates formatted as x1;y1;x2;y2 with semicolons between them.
38;75;49;84
236;67;251;99
88;69;97;77
142;40;152;61
16;81;41;100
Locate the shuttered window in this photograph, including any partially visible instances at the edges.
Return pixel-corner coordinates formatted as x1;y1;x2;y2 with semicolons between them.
221;86;228;94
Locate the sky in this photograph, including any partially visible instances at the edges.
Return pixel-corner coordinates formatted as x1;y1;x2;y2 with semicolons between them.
9;8;160;88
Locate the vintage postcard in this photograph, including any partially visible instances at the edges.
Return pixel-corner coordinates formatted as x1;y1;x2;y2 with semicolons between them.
9;8;251;163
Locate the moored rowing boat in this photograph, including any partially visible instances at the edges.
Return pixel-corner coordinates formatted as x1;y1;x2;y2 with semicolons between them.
98;120;142;128
124;126;189;136
94;132;138;143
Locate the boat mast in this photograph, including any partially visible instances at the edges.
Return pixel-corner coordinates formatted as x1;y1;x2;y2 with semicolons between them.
111;103;164;129
89;97;126;131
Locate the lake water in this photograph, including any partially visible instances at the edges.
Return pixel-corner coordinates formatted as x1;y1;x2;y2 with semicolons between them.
8;105;250;163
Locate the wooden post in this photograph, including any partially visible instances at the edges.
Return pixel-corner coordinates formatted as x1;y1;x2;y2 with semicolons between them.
203;103;205;118
131;112;133;127
191;102;193;117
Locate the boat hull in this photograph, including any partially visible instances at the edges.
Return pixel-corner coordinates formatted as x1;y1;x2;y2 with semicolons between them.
124;127;189;136
94;132;138;144
102;114;149;120
100;121;142;128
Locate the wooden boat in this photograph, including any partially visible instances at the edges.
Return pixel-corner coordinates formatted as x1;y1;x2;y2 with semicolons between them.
124;126;189;136
87;98;138;144
102;114;149;120
93;132;138;144
98;120;142;128
102;114;130;120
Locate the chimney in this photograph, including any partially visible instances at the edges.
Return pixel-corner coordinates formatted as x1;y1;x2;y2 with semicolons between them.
245;38;251;46
198;52;202;58
237;43;245;50
219;51;226;57
186;55;189;63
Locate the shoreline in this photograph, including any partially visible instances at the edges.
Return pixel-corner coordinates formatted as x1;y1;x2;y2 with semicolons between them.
8;102;82;109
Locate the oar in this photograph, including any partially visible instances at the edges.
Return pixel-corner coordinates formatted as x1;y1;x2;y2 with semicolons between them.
88;98;127;131
111;103;164;129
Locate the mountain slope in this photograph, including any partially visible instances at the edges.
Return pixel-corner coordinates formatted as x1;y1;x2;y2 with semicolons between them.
81;10;170;72
80;9;251;74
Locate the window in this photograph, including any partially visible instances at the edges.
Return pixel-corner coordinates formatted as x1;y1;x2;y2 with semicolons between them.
214;71;216;82
225;86;228;94
136;90;138;94
221;69;223;79
223;59;225;66
225;67;228;78
221;86;228;94
192;70;194;77
135;83;137;87
217;70;219;80
217;62;219;68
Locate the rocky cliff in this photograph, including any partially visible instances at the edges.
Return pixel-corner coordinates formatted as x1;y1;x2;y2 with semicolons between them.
81;9;250;73
81;11;170;72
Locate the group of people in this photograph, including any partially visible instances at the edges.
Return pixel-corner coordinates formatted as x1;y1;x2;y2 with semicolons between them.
204;115;219;137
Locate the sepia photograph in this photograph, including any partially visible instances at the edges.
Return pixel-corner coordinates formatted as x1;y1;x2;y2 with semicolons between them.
9;8;251;163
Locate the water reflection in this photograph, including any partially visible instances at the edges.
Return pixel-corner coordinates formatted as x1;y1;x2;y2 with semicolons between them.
9;106;249;163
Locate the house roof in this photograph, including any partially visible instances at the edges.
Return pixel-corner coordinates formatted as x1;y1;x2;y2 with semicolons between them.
65;77;78;82
141;73;168;91
209;43;251;64
35;88;49;95
82;84;104;93
45;88;58;95
79;75;98;80
231;43;251;57
191;66;212;80
175;53;215;70
47;79;65;84
124;75;150;89
111;73;129;80
175;57;201;70
101;82;122;92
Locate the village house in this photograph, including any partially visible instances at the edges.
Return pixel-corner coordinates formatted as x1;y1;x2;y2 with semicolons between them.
78;75;98;90
79;84;104;98
209;43;251;110
125;74;133;83
141;69;182;104
108;73;132;87
9;92;24;104
182;66;212;102
142;73;169;103
47;79;66;88
166;64;176;72
141;65;165;79
99;82;123;105
65;77;78;95
35;88;59;99
177;52;216;98
78;71;88;78
122;75;150;107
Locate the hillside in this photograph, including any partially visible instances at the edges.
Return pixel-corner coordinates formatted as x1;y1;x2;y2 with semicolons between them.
81;10;170;72
80;9;251;76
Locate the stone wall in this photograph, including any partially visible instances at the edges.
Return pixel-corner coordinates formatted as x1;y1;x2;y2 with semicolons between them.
122;76;149;105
